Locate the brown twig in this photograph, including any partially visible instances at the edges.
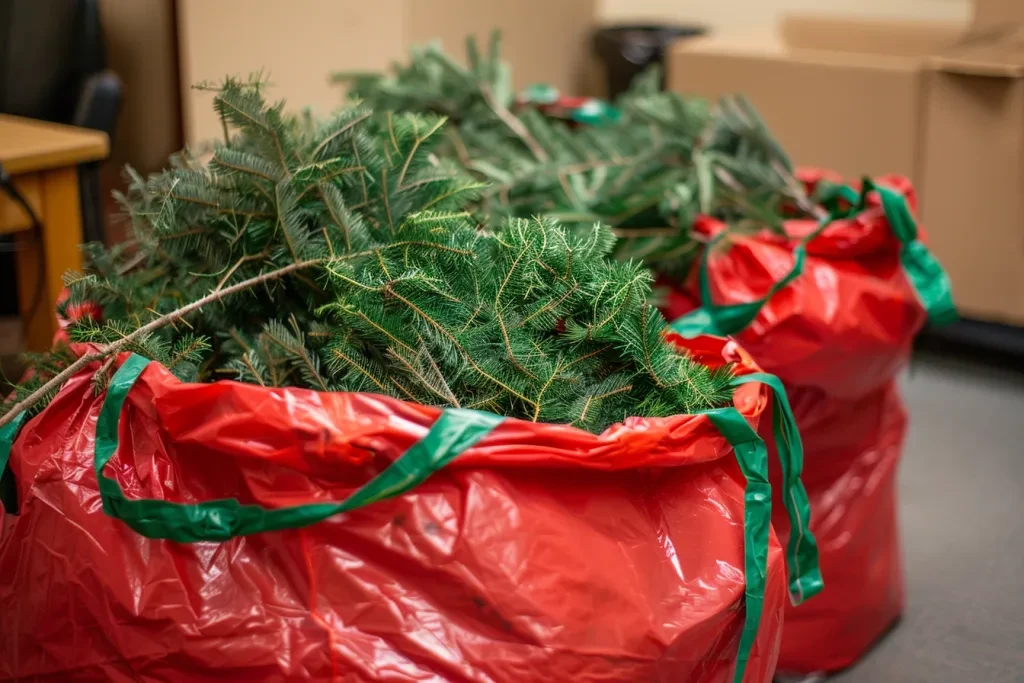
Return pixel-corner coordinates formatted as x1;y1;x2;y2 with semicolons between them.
215;251;270;291
480;85;548;162
447;128;473;168
771;160;828;220
0;259;322;430
115;250;149;277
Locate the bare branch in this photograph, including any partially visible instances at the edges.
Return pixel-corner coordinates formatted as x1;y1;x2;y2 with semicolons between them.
480;85;548;162
0;258;322;429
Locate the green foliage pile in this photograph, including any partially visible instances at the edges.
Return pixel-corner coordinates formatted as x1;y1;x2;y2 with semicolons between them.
337;32;812;280
8;78;733;433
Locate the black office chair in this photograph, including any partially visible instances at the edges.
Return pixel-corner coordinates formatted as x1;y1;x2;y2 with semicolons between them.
0;0;122;315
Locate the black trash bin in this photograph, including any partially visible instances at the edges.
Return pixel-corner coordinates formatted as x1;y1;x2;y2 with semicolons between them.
594;24;707;99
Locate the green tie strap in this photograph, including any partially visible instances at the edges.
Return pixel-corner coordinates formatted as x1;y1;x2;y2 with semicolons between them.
731;373;822;605
0;411;28;513
863;180;957;326
94;354;503;543
708;373;823;683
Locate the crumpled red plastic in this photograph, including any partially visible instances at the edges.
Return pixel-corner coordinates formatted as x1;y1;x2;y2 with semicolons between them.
665;173;926;400
764;379;907;673
0;336;786;682
661;171;926;674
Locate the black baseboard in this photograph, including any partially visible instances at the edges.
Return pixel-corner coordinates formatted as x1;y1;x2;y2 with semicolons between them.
916;319;1024;371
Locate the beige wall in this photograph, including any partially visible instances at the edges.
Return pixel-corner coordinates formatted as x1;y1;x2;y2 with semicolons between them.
177;0;597;145
598;0;970;27
177;0;406;147
405;0;598;101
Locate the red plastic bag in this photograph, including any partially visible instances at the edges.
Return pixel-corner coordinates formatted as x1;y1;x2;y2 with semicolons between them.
764;380;907;672
0;336;818;682
664;172;954;674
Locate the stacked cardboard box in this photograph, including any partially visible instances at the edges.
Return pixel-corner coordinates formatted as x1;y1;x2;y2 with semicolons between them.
668;1;1024;326
666;16;962;185
922;0;1024;325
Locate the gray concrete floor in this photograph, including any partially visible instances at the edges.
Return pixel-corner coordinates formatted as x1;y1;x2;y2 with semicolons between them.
827;353;1024;683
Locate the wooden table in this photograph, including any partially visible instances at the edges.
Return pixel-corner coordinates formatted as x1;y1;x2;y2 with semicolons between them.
0;115;109;350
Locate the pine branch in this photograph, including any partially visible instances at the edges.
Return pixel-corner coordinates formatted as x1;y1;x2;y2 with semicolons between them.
0;259;320;429
12;79;738;435
480;85;548;162
345;42;817;277
312;111;371;159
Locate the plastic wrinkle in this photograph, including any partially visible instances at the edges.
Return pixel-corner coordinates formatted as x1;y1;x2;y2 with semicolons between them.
766;382;907;673
663;171;937;673
664;173;930;399
0;335;786;682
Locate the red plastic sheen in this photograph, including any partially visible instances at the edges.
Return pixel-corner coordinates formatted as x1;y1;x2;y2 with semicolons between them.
764;381;906;672
665;173;926;400
0;336;786;682
661;171;924;674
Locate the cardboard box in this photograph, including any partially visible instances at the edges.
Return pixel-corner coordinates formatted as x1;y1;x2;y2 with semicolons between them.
973;0;1024;27
666;16;964;184
177;0;597;145
668;10;1024;326
919;6;1024;324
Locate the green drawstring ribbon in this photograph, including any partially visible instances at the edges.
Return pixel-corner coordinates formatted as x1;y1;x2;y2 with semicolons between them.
672;177;957;338
0;411;28;513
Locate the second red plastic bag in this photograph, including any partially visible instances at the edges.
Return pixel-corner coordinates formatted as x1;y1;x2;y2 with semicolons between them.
764;379;907;672
664;171;953;674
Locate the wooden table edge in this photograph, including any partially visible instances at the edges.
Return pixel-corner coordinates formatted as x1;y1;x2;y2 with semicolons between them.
0;114;110;175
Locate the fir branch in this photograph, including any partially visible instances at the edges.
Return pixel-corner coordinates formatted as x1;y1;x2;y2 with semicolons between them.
261;317;330;391
385;287;536;407
12;79;738;435
494;243;537;378
397;116;447;187
346;43;816;277
389;347;459;408
572;380;633;428
531;358;565;422
312;111;371;159
480;85;548;162
326;345;387;392
234;350;267;386
215;86;290;171
0;258;320;429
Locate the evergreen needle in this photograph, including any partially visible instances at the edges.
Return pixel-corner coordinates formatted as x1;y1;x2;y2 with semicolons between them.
7;78;736;434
